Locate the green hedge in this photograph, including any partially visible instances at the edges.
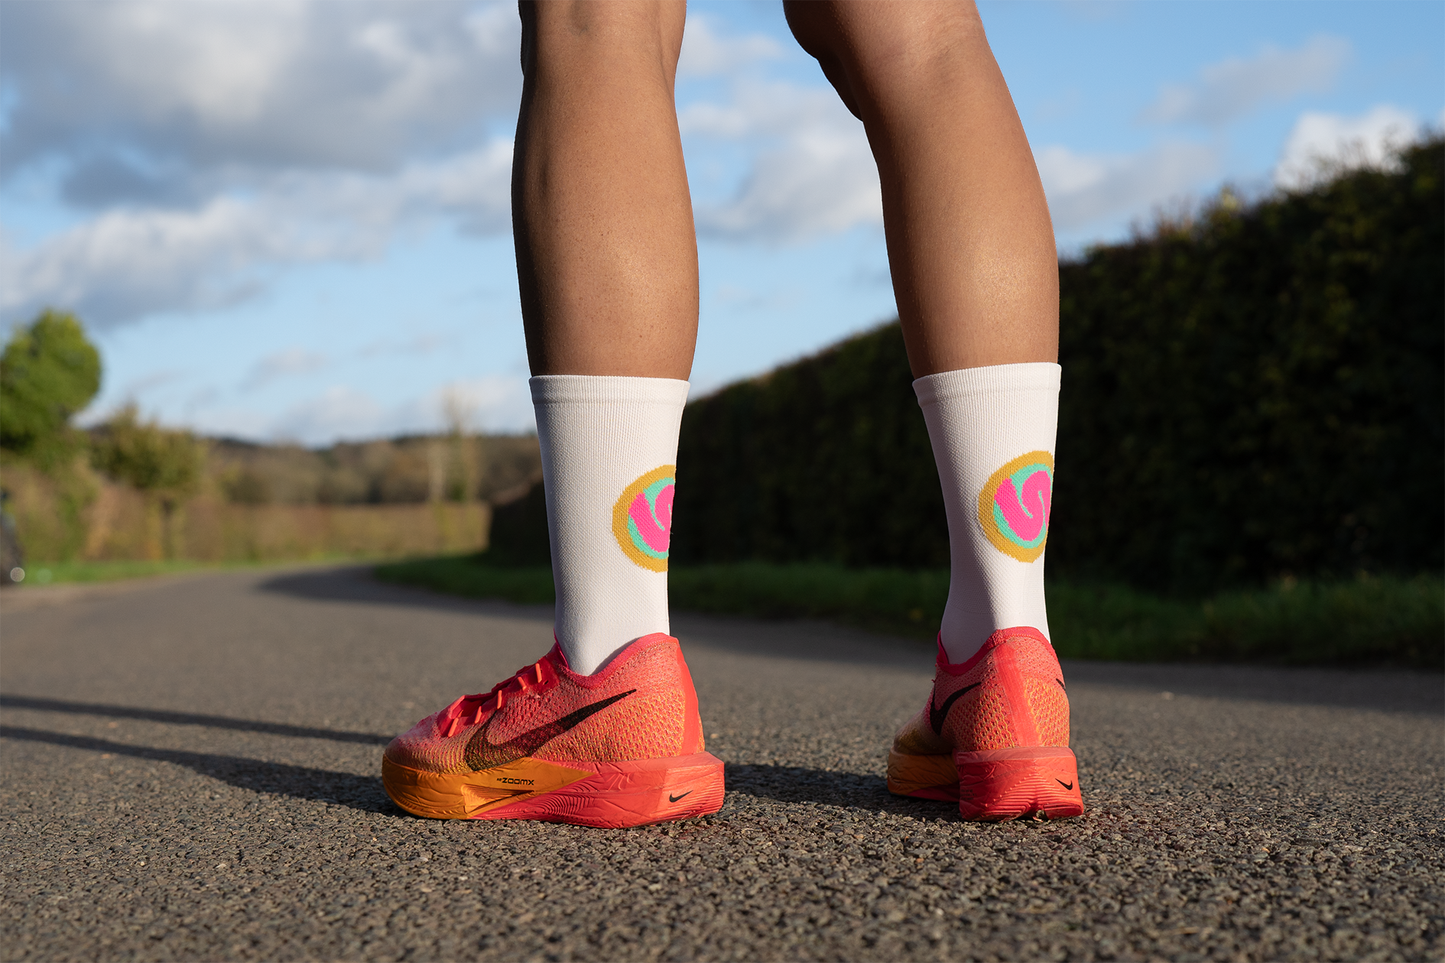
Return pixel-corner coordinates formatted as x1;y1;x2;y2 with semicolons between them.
1052;139;1443;591
485;479;551;565
375;556;1444;669
672;323;942;569
492;139;1443;595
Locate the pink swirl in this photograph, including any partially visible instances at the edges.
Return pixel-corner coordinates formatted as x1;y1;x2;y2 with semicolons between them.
628;483;674;553
993;470;1051;543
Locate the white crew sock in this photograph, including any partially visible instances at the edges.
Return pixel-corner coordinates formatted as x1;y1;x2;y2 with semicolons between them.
914;362;1061;664
530;375;688;675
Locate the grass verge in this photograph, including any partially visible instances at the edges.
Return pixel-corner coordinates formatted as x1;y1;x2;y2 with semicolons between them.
6;555;385;586
8;558;236;585
373;555;1443;669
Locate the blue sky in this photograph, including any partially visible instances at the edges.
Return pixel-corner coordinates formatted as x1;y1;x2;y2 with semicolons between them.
1;0;1440;444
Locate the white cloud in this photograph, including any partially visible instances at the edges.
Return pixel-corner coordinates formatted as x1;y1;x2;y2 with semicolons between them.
1036;142;1220;232
0;1;861;326
0;195;288;327
243;348;328;391
713;284;802;312
254;376;533;445
680;80;839;140
0;140;514;329
0;1;520;331
1141;36;1351;127
427;377;534;434
678;14;782;78
1273;104;1419;190
116;369;186;401
697;127;881;240
172;406;272;441
268;386;389;444
683;82;881;241
0;0;521;186
357;332;458;359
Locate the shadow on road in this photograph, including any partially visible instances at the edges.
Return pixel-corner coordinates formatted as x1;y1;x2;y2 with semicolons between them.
724;763;958;820
0;695;391;745
256;566;551;621
0;723;954;823
1060;660;1444;716
259;567;930;670
254;567;1442;715
0;725;399;815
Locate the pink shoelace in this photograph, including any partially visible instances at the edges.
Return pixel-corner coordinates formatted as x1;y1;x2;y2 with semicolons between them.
437;657;559;738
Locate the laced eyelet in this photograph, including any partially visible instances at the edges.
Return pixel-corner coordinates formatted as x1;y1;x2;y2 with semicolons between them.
436;655;558;737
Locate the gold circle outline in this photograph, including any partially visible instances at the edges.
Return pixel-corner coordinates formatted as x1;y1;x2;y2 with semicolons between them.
612;465;676;572
976;451;1054;563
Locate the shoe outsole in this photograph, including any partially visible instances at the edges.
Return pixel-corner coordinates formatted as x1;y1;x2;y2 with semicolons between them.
383;751;725;828
888;745;1083;821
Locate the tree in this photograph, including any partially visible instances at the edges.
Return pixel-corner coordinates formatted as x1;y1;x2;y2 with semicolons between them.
441;386;480;502
0;310;103;561
91;405;205;558
0;310;102;465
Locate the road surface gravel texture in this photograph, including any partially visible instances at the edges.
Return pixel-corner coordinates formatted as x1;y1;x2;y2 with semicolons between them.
1;567;1440;962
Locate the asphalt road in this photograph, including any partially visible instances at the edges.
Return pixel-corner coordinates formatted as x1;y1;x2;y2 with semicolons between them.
2;566;1441;962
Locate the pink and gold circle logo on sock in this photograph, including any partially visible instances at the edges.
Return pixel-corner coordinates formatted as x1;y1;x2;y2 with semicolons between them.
977;451;1053;563
613;466;675;572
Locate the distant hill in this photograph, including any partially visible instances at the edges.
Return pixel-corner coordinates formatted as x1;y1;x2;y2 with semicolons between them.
199;433;541;506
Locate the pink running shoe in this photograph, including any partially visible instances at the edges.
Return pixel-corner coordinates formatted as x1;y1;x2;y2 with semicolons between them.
383;633;724;827
888;626;1083;821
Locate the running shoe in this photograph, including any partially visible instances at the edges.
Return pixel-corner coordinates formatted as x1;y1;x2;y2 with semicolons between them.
382;633;724;827
888;626;1083;821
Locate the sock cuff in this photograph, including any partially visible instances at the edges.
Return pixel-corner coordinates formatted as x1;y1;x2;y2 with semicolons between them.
530;374;691;408
912;362;1060;408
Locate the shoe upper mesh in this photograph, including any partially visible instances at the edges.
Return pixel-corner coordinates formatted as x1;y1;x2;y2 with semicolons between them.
386;638;691;774
892;632;1072;756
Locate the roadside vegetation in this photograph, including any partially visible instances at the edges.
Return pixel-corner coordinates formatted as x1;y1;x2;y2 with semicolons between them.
450;138;1444;669
7;139;1441;670
10;558;227;586
664;138;1442;594
10;555;392;587
0;311;542;574
374;554;1442;670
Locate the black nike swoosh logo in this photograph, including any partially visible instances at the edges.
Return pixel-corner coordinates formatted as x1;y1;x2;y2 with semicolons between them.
464;689;636;771
929;683;981;735
668;791;692;803
1056;779;1073;790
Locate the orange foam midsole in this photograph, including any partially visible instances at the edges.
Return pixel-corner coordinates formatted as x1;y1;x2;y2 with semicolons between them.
955;746;1083;820
889;746;1084;820
383;751;725;826
887;749;959;801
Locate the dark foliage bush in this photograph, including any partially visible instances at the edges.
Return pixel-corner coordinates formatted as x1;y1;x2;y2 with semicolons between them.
1050;138;1442;590
495;139;1444;594
487;480;553;565
672;325;941;568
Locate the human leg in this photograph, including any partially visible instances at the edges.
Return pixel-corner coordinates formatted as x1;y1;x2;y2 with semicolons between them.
514;0;696;677
514;0;697;379
787;0;1079;820
787;0;1060;661
382;1;721;825
784;0;1056;374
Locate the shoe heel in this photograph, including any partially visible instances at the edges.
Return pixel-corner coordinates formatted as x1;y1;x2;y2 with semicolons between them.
953;746;1083;821
887;749;959;801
